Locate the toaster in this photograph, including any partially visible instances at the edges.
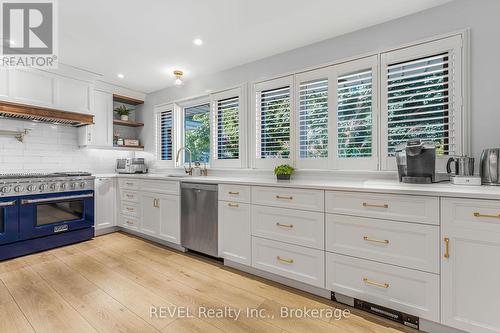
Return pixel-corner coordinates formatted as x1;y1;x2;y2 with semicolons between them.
116;158;147;174
480;148;500;185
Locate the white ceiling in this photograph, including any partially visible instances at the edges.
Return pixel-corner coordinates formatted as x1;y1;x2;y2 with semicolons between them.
59;0;452;93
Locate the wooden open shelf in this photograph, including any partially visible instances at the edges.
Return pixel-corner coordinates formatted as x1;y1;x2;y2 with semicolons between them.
113;119;144;127
113;94;144;106
113;145;144;150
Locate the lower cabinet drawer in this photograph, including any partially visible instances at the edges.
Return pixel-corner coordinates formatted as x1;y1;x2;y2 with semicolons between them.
326;214;439;273
120;190;139;203
118;178;140;190
121;202;139;217
326;253;439;322
119;215;139;231
252;237;325;288
252;205;324;249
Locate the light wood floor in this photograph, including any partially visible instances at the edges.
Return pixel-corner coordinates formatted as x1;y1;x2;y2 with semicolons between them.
0;232;416;333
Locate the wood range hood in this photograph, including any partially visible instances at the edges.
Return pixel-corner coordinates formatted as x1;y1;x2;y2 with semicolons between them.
0;100;94;127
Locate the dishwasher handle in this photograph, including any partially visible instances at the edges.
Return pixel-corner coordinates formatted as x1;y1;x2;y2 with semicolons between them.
181;183;218;192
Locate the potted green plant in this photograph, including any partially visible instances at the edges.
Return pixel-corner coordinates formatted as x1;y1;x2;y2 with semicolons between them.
274;164;295;181
114;105;131;121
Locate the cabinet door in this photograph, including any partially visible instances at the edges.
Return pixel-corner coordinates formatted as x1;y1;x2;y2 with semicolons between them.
441;198;500;333
140;192;160;237
57;76;93;114
10;69;55;106
219;201;251;265
92;90;113;146
95;178;115;230
158;194;181;244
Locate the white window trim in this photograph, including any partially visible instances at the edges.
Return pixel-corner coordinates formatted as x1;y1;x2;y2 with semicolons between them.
380;34;464;171
210;86;246;168
251;75;295;169
332;54;379;170
175;96;210;167
154;103;175;168
294;67;332;170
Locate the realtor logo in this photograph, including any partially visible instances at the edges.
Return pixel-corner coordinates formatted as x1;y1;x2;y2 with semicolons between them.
1;0;58;67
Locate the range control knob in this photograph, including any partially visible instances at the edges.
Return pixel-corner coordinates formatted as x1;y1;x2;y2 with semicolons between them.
1;186;10;193
60;183;67;190
50;183;58;190
79;182;86;188
39;184;47;191
71;183;77;189
27;184;36;192
14;185;23;192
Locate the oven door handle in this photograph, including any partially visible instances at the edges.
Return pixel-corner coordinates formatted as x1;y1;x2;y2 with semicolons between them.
21;194;94;205
0;200;16;207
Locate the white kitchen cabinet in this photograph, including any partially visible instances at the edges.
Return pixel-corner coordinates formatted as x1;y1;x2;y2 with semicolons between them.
94;177;116;231
441;198;500;333
219;201;251;265
140;192;181;244
78;90;112;147
9;68;55;106
57;76;94;114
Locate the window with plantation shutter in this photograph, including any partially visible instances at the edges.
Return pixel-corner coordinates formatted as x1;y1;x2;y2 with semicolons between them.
386;53;452;156
215;96;239;160
337;69;373;158
159;109;173;160
299;78;328;159
381;35;463;170
256;83;291;160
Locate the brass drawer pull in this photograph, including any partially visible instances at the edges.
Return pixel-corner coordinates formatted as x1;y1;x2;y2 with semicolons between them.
228;203;239;208
126;194;134;198
126;221;134;225
363;236;389;244
276;222;294;228
228;191;240;195
444;237;450;258
126;182;134;186
277;256;294;264
126;207;134;211
473;212;500;219
363;202;389;209
363;277;389;289
276;195;293;200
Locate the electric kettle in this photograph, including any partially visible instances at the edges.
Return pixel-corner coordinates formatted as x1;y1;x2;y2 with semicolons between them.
480;148;500;185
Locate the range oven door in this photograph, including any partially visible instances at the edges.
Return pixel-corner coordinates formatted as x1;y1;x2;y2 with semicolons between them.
19;191;94;240
0;197;19;245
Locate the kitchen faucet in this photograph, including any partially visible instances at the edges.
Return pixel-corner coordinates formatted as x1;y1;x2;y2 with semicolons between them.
175;146;193;175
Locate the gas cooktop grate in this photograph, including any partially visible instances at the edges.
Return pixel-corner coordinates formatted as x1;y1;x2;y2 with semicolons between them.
0;172;92;180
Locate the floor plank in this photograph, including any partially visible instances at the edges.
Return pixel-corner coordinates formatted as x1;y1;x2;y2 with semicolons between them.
0;267;97;333
31;259;160;333
0;232;414;333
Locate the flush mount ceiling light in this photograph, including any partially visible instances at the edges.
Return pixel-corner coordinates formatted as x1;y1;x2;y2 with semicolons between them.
117;73;124;79
193;38;203;46
173;70;184;85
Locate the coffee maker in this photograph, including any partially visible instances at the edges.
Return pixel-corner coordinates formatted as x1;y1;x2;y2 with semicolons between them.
395;139;449;184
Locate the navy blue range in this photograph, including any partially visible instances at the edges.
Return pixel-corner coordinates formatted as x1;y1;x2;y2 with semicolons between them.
0;172;94;261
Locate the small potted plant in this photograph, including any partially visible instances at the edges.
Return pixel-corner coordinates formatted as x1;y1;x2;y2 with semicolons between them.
114;105;131;121
274;164;295;181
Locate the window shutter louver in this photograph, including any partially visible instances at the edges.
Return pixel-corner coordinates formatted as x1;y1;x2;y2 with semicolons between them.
160;110;173;160
386;53;452;156
337;69;373;158
299;78;328;159
215;96;239;160
257;86;291;159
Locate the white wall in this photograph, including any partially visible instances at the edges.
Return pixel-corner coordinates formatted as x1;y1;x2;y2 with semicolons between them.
142;0;500;166
0;118;153;173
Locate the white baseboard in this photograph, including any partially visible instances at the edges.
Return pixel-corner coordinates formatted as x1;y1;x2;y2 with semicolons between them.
94;226;119;236
119;227;186;252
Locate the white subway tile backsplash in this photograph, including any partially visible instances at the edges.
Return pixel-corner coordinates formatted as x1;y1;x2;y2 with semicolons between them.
0;118;153;173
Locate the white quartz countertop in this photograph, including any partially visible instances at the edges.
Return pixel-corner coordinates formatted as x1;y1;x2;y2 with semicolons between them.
93;173;500;200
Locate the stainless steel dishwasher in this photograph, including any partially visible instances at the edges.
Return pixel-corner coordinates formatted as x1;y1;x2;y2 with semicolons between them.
181;183;218;257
